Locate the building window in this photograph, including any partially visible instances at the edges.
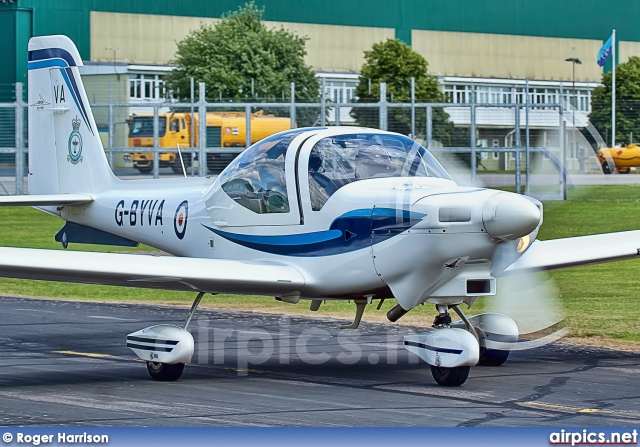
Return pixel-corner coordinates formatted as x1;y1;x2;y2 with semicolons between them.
129;74;165;100
444;84;470;103
322;80;357;103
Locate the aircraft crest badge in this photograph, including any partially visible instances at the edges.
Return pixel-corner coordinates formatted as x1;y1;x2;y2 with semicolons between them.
67;116;83;164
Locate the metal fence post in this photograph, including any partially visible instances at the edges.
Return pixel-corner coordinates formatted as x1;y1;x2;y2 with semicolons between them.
245;105;252;149
410;77;415;137
514;103;521;194
379;83;387;131
15;82;24;195
108;83;114;169
426;105;432;148
290;82;296;129
152;103;160;179
525;79;530;196
335;103;341;126
470;84;477;187
321;77;326;126
190;77;195;176
198;82;207;177
559;84;566;200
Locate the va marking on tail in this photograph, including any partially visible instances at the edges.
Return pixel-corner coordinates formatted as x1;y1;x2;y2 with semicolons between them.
53;84;66;104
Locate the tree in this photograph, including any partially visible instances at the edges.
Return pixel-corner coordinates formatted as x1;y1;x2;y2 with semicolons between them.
351;38;453;145
589;56;640;146
164;2;319;124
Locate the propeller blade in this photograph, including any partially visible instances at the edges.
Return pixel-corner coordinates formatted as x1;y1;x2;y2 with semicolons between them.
488;272;565;342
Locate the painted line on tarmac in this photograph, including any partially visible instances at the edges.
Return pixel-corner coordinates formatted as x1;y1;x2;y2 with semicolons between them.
52;350;261;373
517;401;640;419
54;350;127;360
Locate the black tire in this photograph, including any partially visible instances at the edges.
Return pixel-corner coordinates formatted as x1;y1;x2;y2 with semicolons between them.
171;163;186;174
601;161;614;174
171;155;192;174
430;365;471;386
478;347;510;366
136;165;153;174
619;168;630;174
146;362;185;381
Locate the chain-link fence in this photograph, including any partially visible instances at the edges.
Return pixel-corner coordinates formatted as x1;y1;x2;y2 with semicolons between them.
1;79;603;200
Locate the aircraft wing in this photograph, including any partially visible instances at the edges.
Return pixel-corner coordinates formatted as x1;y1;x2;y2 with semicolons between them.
0;247;305;295
0;194;93;206
502;230;640;275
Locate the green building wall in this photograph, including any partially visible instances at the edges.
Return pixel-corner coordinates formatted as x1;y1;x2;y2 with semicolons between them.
2;0;640;84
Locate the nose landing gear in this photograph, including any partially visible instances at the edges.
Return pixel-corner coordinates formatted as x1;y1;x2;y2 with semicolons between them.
404;304;479;387
404;304;519;386
127;291;206;381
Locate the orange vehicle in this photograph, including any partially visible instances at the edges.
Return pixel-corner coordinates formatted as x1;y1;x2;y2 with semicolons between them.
125;111;291;174
597;143;640;174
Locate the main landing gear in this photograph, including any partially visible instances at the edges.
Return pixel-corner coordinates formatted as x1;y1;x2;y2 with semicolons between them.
126;291;206;381
403;304;519;387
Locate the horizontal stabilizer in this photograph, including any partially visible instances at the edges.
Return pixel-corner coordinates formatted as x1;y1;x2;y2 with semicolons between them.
55;222;138;247
0;194;93;206
502;230;640;275
0;247;306;295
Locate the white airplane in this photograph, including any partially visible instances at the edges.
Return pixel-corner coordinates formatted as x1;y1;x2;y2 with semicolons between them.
2;35;639;386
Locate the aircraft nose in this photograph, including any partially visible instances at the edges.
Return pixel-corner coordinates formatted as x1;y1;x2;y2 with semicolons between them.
482;192;541;240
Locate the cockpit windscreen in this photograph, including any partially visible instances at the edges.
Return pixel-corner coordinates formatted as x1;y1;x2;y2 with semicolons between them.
307;133;451;210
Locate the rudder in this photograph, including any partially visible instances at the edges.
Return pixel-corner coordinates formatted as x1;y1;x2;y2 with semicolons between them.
28;35;116;195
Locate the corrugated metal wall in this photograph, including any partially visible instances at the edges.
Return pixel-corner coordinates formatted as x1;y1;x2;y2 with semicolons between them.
413;30;605;82
90;12;219;65
90;12;394;72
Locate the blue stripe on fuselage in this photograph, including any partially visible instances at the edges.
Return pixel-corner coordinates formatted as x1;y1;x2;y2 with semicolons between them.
203;208;426;257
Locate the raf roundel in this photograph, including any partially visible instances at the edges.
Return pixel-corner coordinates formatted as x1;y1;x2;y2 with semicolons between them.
174;200;188;240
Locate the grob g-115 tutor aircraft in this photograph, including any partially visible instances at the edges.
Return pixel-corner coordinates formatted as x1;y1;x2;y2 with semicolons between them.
3;35;640;386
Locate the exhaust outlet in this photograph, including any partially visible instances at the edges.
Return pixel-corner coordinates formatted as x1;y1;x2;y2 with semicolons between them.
387;304;409;322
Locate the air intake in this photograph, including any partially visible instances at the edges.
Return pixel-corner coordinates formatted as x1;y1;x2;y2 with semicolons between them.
439;207;471;222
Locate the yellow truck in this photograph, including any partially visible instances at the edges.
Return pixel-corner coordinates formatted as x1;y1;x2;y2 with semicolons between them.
125;111;291;174
597;143;640;174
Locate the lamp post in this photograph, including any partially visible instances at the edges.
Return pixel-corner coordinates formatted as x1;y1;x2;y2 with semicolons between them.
565;56;582;165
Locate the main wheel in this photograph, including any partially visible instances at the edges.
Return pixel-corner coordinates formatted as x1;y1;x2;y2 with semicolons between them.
478;347;510;366
430;365;470;386
146;361;185;381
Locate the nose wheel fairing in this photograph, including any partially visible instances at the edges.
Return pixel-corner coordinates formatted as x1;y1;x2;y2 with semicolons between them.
404;329;480;368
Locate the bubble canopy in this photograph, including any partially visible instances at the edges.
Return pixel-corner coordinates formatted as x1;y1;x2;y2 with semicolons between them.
219;129;452;214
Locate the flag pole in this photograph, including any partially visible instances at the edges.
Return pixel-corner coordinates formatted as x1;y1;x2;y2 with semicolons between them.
612;29;616;147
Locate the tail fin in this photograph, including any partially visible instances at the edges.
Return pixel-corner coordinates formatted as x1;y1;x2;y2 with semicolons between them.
28;35;116;195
